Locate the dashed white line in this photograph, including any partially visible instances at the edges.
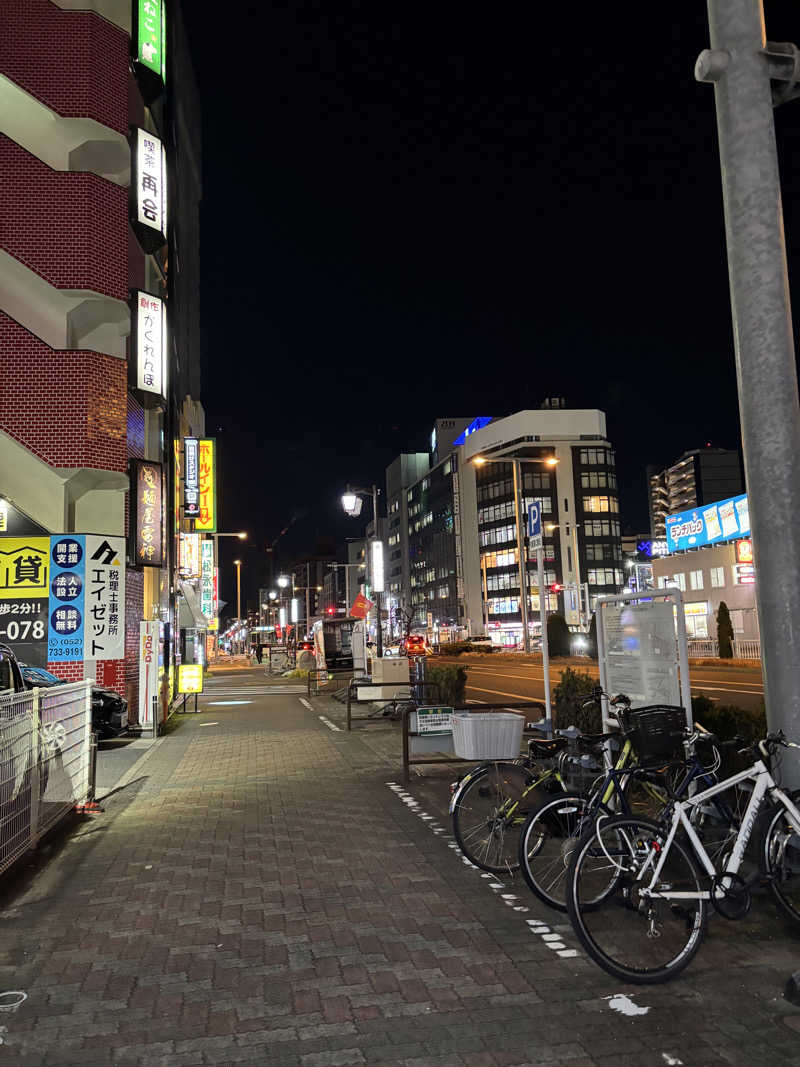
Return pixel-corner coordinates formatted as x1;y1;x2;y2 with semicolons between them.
299;698;313;710
385;781;578;962
318;715;342;732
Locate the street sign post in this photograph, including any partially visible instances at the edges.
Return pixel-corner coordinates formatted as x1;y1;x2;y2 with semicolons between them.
527;501;550;720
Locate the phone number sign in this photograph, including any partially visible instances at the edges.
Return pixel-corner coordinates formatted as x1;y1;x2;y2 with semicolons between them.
0;598;48;667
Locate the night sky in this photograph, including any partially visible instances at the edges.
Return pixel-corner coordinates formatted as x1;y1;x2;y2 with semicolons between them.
181;2;800;612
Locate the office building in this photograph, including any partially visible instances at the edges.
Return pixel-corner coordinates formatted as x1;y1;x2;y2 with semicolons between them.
0;0;202;719
648;448;743;538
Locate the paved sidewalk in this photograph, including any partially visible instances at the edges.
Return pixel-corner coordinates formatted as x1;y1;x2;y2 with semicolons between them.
0;668;797;1066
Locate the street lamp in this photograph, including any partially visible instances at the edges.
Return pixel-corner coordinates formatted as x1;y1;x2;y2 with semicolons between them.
233;559;243;655
341;483;383;657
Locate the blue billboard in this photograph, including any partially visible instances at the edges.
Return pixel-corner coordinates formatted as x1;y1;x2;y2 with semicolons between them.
665;493;750;554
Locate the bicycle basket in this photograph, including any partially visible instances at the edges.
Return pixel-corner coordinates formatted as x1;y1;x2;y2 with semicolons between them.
618;705;687;766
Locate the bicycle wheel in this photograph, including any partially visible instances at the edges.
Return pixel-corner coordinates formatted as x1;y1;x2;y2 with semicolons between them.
451;763;542;873
761;798;800;924
566;815;708;984
518;794;599;912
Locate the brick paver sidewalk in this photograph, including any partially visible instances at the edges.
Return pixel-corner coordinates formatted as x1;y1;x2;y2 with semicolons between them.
0;669;797;1066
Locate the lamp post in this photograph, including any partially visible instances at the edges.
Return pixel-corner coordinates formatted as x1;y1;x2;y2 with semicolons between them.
472;453;557;718
233;559;243;653
342;484;383;657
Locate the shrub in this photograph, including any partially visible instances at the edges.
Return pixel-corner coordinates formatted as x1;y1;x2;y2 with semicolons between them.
553;667;599;732
424;664;468;707
717;601;734;659
692;693;766;772
547;613;572;657
438;641;474;656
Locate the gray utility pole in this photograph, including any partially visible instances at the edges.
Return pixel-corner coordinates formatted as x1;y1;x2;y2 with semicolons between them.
697;1;800;777
511;460;531;653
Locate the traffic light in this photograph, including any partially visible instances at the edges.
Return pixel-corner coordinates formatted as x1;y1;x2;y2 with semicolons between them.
550;583;563;594
327;606;335;615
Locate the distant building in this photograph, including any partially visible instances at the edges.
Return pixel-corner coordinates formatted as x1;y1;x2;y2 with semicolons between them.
648;449;743;539
382;404;623;644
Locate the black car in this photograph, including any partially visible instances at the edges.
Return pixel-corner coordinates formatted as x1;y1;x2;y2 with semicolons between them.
19;665;128;739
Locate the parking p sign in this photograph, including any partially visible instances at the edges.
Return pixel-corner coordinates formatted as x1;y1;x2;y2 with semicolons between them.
527;502;543;551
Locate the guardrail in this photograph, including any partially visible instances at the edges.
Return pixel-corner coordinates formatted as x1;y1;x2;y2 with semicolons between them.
307;668;354;698
1;680;93;878
346;680;443;731
401;701;549;782
687;638;762;660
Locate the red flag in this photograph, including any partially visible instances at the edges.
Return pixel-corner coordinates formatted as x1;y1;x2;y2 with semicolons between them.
350;592;374;619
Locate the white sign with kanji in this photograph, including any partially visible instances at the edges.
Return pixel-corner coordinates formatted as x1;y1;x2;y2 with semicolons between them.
84;535;126;661
135;291;166;397
416;706;454;736
135;126;167;242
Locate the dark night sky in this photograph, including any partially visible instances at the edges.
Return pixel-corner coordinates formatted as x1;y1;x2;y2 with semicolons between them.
181;2;800;611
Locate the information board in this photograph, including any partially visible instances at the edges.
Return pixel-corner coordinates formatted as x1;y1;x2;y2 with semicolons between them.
601;601;680;708
178;663;203;694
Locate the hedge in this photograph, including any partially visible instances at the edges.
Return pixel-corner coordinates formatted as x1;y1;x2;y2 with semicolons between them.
424;664;468;706
438;641;477;656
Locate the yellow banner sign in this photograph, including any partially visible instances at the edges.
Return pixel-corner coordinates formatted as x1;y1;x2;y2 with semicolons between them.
195;438;216;532
0;537;50;599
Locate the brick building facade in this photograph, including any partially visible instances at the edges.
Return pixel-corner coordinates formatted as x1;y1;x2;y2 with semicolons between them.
0;0;202;722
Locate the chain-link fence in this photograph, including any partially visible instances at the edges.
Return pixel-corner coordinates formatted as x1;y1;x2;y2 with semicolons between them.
0;680;92;878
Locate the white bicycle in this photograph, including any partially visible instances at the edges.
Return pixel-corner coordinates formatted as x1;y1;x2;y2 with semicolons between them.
566;729;800;983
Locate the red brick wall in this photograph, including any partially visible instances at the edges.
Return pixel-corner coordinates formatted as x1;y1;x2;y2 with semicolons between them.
0;137;128;300
0;314;127;471
46;662;87;683
0;0;129;135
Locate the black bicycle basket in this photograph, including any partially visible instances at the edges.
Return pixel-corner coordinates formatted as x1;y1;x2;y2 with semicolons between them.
618;705;687;766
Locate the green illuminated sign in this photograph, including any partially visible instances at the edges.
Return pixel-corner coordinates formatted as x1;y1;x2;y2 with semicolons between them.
136;0;165;84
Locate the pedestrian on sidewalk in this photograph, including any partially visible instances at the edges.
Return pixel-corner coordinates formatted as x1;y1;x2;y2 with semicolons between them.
255;643;263;665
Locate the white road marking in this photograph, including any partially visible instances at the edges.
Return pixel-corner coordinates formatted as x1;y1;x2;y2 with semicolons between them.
604;993;650;1016
662;1056;684;1066
318;715;341;732
198;722;219;727
299;698;313;710
207;700;252;706
384;782;580;963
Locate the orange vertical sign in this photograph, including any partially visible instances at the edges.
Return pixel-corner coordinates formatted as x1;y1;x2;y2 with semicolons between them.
195;438;217;532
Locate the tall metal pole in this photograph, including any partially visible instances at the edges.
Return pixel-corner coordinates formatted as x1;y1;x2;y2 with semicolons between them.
536;546;552;721
698;1;800;770
371;485;383;658
512;460;531;653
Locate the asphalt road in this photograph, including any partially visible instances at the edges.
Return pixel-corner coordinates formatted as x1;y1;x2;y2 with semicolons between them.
437;655;766;712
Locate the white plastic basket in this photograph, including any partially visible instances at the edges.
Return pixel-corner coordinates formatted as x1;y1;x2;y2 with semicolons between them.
451;712;525;760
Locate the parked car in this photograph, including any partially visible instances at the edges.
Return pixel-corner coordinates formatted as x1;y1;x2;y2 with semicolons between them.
298;640;314;652
19;665;128;739
464;635;495;652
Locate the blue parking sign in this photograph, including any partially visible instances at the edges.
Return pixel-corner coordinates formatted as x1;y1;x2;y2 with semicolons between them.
527;502;542;538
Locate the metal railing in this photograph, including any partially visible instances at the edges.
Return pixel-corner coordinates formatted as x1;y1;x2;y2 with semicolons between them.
687;638;762;660
1;680;92;878
401;701;549;782
307;668;353;698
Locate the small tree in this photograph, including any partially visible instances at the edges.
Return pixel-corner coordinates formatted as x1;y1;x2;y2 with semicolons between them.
553;667;599;731
547;612;572;657
587;614;598;659
717;601;734;659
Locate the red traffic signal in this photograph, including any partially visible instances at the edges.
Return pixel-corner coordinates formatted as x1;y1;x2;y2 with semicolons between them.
550;583;563;594
327;606;335;615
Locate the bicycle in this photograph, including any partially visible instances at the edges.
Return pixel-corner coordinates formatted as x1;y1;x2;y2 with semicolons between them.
565;724;800;984
449;732;570;873
518;694;740;912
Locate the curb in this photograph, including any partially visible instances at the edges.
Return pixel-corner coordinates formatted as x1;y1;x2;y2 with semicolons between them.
98;735;167;798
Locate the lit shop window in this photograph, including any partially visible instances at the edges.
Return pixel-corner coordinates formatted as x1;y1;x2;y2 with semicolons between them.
582;495;619;513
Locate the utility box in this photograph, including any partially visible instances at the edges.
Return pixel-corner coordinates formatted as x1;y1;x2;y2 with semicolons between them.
372;656;410;684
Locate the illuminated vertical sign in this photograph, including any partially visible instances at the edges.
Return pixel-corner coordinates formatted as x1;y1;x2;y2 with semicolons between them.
184;437;199;517
179;532;201;577
371;540;385;593
200;540;214;620
131;291;166;400
130;127;167;254
132;0;166;103
131;459;164;567
195;438;217;532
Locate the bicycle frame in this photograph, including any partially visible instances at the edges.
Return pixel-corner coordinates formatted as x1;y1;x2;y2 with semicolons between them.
639;759;800;900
